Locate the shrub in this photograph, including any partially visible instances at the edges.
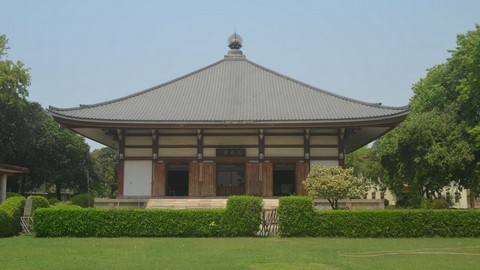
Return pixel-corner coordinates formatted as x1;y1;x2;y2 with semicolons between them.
48;198;60;205
0;196;26;237
432;198;450;209
6;192;21;199
222;195;263;236
70;193;94;208
28;196;50;213
278;196;315;236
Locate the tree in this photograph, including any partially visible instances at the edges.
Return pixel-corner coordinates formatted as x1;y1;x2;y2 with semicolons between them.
345;144;383;188
303;166;369;210
1;34;92;198
378;25;480;205
0;35;30;105
380;109;473;198
90;147;118;197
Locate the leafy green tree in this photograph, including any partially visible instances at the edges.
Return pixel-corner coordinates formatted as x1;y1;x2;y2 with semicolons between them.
90;147;118;197
0;34;92;198
303;166;369;209
345;144;383;188
380;109;473;198
0;35;30;105
379;25;480;204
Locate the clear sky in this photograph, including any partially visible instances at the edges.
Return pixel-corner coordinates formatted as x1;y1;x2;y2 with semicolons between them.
2;0;479;149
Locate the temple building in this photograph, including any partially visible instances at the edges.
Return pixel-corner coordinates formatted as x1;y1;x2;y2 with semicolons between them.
50;34;409;198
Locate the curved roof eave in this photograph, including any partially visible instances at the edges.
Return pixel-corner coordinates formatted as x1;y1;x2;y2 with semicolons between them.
49;109;410;129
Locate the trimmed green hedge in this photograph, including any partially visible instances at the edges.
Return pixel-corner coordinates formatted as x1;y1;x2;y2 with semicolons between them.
279;196;480;237
278;196;315;237
0;196;26;237
33;196;263;237
34;208;224;237
222;195;263;236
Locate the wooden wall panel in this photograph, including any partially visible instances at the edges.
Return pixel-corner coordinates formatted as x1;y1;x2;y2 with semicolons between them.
261;163;273;197
295;162;309;196
188;162;201;196
245;162;260;196
152;162;166;196
201;163;216;196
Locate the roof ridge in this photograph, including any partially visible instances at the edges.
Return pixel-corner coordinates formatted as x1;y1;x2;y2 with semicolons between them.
49;59;227;112
243;59;409;110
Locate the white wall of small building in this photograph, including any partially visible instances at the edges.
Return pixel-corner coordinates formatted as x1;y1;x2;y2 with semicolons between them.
123;160;152;196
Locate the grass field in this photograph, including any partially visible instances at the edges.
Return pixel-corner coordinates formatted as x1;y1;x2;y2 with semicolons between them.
1;237;480;269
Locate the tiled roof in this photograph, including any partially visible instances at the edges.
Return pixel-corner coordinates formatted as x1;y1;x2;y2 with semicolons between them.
49;50;409;124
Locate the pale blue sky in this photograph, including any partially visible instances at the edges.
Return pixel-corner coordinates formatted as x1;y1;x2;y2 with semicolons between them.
2;0;479;149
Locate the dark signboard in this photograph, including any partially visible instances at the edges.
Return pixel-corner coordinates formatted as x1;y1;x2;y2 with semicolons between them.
216;148;246;157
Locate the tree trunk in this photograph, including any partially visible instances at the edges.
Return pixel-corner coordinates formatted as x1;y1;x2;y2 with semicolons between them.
55;182;62;200
327;199;335;210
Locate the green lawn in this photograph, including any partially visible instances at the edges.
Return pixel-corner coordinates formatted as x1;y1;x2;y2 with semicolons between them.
1;237;480;269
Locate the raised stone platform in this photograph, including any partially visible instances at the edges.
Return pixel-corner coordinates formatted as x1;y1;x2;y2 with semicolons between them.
94;197;279;209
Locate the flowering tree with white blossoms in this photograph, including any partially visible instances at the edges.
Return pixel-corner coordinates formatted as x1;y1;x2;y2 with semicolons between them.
303;166;369;210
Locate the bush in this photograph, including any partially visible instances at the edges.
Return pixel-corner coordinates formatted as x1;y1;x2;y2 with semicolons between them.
70;193;94;208
33;195;263;237
222;195;263;236
278;198;480;237
432;198;450;209
6;192;21;199
48;198;60;205
28;196;50;213
278;196;315;236
0;196;26;237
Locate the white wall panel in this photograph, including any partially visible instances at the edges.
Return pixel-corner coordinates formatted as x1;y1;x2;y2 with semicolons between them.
125;148;152;157
310;136;338;145
125;136;152;145
310;147;338;157
158;136;197;145
310;160;339;167
124;160;152;196
204;136;257;145
265;136;303;145
158;148;197;157
265;148;303;157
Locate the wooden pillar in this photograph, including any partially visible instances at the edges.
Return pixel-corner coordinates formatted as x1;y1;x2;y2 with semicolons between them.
295;162;309;195
304;129;310;160
197;129;203;160
338;128;345;168
117;129;125;197
0;174;7;204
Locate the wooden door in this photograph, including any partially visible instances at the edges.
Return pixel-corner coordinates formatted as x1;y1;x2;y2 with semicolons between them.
295;162;309;196
188;162;201;196
152;162;166;196
261;162;273;197
188;162;216;197
216;164;245;196
245;162;260;196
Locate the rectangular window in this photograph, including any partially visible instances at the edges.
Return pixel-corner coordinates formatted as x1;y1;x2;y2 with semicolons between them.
380;192;385;200
371;192;376;200
455;192;461;203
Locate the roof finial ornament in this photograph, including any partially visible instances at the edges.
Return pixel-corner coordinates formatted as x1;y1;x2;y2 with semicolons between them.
228;32;243;49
